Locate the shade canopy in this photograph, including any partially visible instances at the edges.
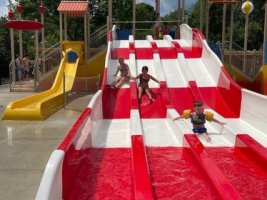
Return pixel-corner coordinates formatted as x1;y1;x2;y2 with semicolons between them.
4;20;44;31
57;1;89;17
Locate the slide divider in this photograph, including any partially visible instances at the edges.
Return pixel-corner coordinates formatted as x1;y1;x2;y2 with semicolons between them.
130;72;153;199
131;135;154;200
236;134;267;172
188;81;208;108
183;134;240;200
159;81;173;109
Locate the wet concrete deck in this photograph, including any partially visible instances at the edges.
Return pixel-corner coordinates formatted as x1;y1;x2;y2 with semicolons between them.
0;84;92;200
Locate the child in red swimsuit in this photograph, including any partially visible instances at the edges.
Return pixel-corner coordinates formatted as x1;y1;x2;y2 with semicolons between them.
132;66;160;104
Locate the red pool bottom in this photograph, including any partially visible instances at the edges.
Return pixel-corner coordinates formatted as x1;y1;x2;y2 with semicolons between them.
146;147;218;200
62;147;267;200
207;147;267;200
63;148;132;200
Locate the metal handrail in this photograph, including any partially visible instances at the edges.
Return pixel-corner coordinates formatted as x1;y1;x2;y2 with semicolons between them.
224;49;263;77
90;24;107;38
37;42;61;75
113;20;183;24
90;26;108;38
32;59;41;90
39;42;60;57
89;26;107;48
90;34;107;48
7;41;60;91
8;59;14;88
90;36;106;45
42;46;61;61
62;73;101;108
225;41;245;51
90;29;107;41
90;24;108;49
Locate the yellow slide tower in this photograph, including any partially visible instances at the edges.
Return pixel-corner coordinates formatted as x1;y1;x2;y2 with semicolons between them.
2;41;84;120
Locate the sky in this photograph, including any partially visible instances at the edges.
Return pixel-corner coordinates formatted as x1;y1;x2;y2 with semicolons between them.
137;0;198;16
0;0;15;18
0;0;198;18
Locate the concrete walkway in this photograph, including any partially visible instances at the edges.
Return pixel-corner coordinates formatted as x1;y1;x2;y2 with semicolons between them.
0;84;92;200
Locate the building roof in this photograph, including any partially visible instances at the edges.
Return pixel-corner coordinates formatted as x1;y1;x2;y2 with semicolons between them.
57;1;89;17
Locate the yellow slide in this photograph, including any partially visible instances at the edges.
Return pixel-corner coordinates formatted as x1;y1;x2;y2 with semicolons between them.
77;49;107;80
225;64;267;95
2;41;84;120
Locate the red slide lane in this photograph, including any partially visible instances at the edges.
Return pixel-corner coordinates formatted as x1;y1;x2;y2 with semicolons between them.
139;88;166;118
168;88;195;114
188;81;208;108
189;81;240;118
197;67;242;118
138;81;173;118
136;82;219;199
198;87;238;118
102;87;131;119
60;85;133;199
168;83;240;118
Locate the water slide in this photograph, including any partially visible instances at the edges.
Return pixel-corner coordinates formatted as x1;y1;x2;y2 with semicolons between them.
36;25;267;200
2;42;84;120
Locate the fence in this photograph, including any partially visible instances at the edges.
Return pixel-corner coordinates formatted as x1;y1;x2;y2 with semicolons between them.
36;68;58;92
219;41;263;77
90;24;107;48
113;20;183;40
63;74;100;111
38;42;61;74
8;60;14;87
223;50;263;77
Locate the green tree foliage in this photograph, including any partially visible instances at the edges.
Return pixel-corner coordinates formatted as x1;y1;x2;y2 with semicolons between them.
164;1;265;50
136;3;155;29
206;4;224;43
91;0;133;31
90;0;108;32
90;1;156;38
0;0;138;78
162;9;185;32
134;3;156;39
1;0;265;79
229;1;265;50
0;0;61;79
66;18;84;41
114;0;133;28
3;0;61;55
163;10;178;22
16;0;61;47
0;17;12;78
187;1;200;28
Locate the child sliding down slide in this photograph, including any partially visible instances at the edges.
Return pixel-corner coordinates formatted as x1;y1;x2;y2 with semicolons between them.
173;101;226;142
132;66;160;104
112;57;131;89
